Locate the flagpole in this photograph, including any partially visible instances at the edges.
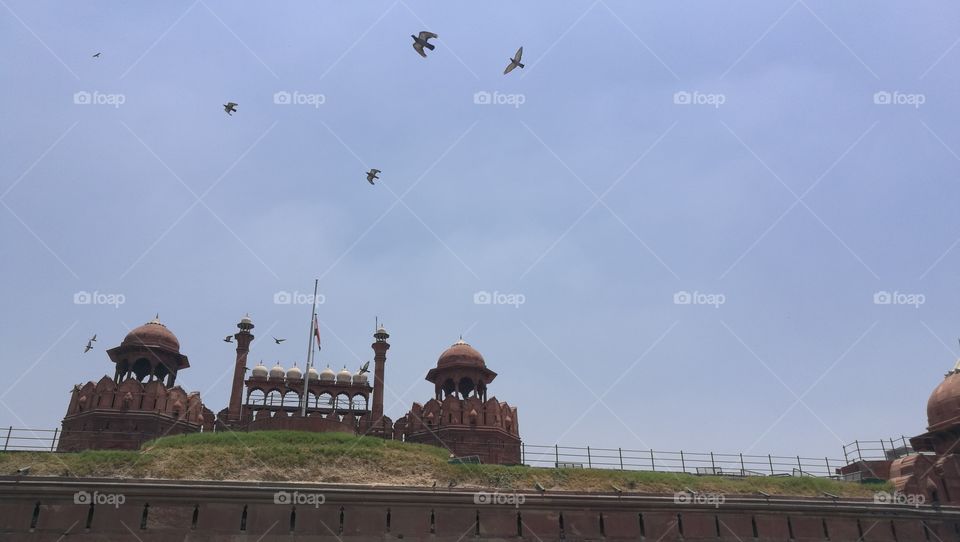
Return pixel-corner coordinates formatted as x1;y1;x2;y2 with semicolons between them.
301;279;319;417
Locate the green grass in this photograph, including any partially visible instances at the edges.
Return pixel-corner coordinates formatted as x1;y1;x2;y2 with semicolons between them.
0;431;888;497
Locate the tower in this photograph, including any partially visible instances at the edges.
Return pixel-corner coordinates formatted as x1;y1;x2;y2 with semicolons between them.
227;314;255;422
371;324;390;427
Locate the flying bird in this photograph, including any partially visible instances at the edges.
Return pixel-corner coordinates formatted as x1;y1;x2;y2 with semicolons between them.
89;334;97;342
534;482;546;493
224;335;234;343
223;102;237;116
272;337;286;344
504;46;524;74
358;361;370;375
92;52;101;58
411;31;438;58
366;169;380;185
83;340;93;353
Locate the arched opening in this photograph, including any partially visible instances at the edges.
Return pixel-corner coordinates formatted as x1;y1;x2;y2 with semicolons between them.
131;358;151;382
352;394;368;412
247;389;266;406
282;391;300;409
266;390;282;407
457;377;475;398
441;378;456;399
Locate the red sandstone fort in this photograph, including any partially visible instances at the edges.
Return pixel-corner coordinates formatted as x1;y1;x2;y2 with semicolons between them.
59;315;521;465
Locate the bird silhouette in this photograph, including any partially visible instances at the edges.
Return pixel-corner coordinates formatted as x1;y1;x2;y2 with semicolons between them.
90;334;97;342
83;340;93;353
366;169;380;185
15;466;30;476
411;31;438;58
224;335;234;343
92;52;101;58
534;482;546;493
223;102;237;115
504;47;524;74
358;361;370;375
273;337;286;344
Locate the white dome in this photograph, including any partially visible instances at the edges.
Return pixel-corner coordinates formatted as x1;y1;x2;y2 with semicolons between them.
307;366;319;381
251;362;268;378
286;365;303;380
319;366;335;382
269;363;285;379
336;366;353;384
354;370;368;384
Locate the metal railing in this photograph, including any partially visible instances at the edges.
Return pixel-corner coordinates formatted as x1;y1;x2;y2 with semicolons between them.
0;426;876;480
842;436;915;463
521;444;844;478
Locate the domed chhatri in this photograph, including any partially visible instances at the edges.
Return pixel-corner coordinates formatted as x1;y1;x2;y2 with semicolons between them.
337;366;353;384
319;366;336;382
927;362;960;432
269;363;285;380
286;364;303;381
122;316;180;353
251;362;268;379
307;366;319;381
436;338;485;368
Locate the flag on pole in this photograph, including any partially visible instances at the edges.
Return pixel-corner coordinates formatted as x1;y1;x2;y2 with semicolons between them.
313;315;321;351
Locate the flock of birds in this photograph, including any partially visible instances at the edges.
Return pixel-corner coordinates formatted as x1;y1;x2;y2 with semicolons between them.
205;31;523;187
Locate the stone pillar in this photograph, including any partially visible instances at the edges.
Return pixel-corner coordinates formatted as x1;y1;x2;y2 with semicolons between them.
227;315;255;422
371;326;390;429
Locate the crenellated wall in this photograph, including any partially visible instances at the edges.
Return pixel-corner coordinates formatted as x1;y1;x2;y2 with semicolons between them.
1;477;957;541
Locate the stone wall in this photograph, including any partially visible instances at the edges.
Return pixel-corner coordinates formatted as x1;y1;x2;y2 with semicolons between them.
1;476;958;541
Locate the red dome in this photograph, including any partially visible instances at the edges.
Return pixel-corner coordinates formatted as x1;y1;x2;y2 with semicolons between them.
437;340;485;368
122;318;180;353
927;368;960;431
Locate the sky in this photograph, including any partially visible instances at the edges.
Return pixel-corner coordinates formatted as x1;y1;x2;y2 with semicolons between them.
1;1;960;463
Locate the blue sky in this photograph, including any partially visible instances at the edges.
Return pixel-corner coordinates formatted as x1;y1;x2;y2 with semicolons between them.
2;1;959;461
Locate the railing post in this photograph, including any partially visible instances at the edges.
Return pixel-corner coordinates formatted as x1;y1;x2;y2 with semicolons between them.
3;427;11;451
768;454;774;475
825;457;831;477
50;428;58;451
880;439;887;459
740;453;745;475
619;448;623;471
587;446;592;469
555;444;559;468
650;449;656;472
710;452;716;474
680;450;686;474
522;442;525;465
797;456;803;476
855;440;862;462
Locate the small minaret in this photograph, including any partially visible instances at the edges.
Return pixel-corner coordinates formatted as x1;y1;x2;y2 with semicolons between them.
227;314;255;422
371;323;390;427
